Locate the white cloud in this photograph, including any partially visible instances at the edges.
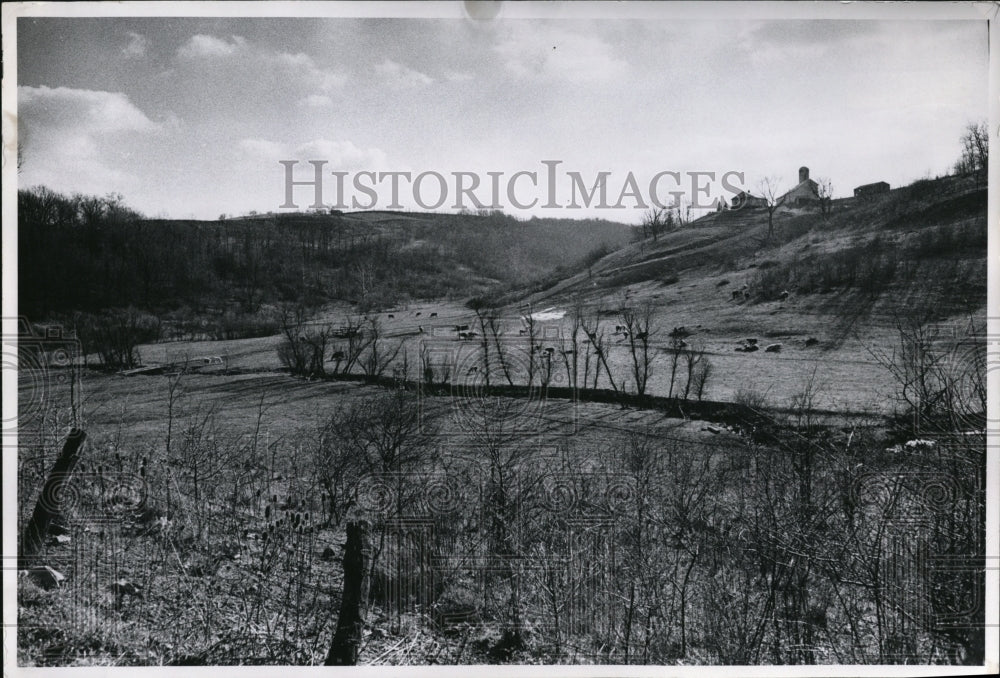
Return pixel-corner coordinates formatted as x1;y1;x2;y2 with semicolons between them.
375;59;434;88
495;24;628;83
122;32;149;59
177;34;246;59
175;34;346;93
19;85;161;134
17;86;165;195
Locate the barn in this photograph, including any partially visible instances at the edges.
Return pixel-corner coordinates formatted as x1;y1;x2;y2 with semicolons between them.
853;181;890;199
780;167;821;207
730;190;768;209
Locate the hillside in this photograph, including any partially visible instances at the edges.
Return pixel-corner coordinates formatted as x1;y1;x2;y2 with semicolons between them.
15;175;987;667
24;174;985;414
18;189;631;321
524;174;985;320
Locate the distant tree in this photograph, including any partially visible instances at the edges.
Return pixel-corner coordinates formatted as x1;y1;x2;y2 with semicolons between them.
758;177;785;239
816;177;834;217
580;310;618;393
681;342;707;400
955;121;988;185
519;307;542;388
619;301;658;396
640;207;670;242
689;352;713;401
670;198;691;229
665;327;690;398
359;317;402;381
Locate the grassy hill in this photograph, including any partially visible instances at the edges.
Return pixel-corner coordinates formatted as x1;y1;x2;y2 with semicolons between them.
520;174;986;321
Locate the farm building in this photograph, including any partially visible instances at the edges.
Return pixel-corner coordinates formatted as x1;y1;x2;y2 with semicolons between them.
779;166;821;207
730;190;768;209
853;181;890;199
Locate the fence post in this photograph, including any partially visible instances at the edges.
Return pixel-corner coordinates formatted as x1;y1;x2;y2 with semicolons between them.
19;428;87;567
325;520;369;665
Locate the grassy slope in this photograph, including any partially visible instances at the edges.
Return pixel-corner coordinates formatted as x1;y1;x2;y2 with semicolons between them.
95;174;987;416
501;174;987;411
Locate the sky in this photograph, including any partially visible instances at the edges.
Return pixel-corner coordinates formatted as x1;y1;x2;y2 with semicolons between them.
14;11;990;222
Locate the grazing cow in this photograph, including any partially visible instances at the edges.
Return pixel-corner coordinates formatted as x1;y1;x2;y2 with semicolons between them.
731;289;743;301
745;338;758;345
430;312;438;318
418;326;424;333
458;332;468;339
805;337;819;347
778;290;790;302
455;324;470;332
519;329;527;336
388;314;394;319
415;312;421;317
765;343;782;353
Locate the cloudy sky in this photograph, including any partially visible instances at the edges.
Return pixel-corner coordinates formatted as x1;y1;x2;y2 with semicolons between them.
15;10;989;221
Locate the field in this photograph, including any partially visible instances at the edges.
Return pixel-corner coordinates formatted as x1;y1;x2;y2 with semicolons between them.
14;175;988;666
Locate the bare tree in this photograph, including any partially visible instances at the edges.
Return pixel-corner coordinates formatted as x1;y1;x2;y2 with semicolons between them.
619;302;658;396
467;397;544;655
328;315;369;376
483;307;515;386
815;177;834;217
520;307;542;388
419;340;452;386
468;298;499;388
671;197;691;229
359;317;402;381
681;342;707;401
580;310;618;393
955;120;988;185
758;177;785;239
565;300;585;390
689;353;713;402
640;207;672;242
665;327;691;398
